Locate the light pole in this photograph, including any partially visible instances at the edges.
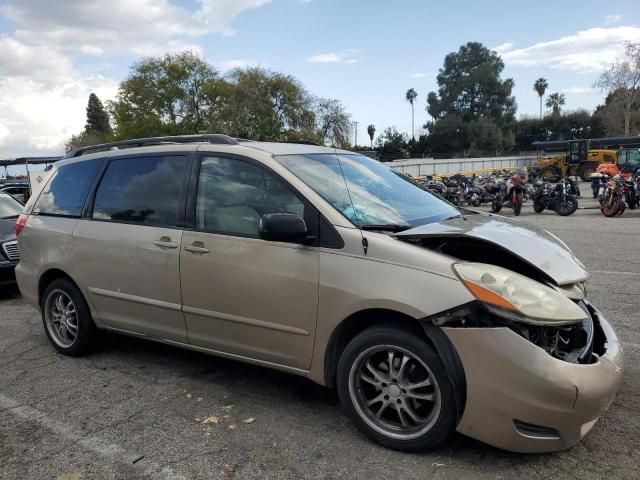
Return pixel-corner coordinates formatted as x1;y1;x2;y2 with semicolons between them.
354;121;359;148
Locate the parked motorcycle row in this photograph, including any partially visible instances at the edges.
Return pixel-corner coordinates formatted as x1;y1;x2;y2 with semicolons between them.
419;167;582;217
590;171;640;217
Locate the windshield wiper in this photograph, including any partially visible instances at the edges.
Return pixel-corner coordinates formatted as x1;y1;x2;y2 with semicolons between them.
360;223;412;232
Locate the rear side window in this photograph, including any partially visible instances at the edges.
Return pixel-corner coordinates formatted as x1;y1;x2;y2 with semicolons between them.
33;160;100;217
92;155;186;227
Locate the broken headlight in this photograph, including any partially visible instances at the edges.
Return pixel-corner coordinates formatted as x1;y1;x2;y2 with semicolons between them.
453;263;588;325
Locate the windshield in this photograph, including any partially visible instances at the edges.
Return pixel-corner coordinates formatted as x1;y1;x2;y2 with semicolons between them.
276;153;459;228
0;194;23;218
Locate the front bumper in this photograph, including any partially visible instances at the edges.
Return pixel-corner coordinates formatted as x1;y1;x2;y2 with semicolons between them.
0;261;18;286
442;304;623;453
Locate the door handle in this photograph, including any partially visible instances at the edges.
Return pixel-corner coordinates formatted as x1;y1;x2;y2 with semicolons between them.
184;241;210;254
153;236;178;249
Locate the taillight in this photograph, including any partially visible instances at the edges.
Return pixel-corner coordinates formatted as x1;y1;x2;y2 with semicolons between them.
16;213;28;236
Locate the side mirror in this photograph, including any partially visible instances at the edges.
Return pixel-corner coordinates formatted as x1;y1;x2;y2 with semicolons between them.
259;213;308;242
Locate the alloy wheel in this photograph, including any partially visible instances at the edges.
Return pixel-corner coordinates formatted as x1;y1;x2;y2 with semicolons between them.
348;345;442;440
44;289;79;348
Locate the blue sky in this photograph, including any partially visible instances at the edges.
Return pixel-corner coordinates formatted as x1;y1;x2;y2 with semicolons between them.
0;0;639;164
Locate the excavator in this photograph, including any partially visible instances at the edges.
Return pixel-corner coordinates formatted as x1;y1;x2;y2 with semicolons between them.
533;136;640;181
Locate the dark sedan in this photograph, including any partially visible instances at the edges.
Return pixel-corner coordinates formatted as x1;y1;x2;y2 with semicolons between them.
0;193;22;286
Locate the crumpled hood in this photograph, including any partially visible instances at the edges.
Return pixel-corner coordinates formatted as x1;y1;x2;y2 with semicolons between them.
395;213;588;286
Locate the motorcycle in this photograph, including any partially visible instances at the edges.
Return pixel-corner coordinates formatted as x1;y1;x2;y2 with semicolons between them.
443;177;465;205
623;174;639;209
600;175;626;217
532;177;579;216
490;171;527;216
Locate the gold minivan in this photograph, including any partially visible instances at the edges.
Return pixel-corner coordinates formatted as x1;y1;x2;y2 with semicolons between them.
15;135;623;453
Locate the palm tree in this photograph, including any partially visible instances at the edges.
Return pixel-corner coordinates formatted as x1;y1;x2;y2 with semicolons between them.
405;88;418;140
367;124;376;149
545;92;566;116
533;78;548;119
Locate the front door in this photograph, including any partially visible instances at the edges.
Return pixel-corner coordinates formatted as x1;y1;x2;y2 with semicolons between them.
73;154;190;342
180;155;319;370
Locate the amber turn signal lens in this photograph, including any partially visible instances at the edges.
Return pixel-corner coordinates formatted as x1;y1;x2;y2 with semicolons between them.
462;279;517;311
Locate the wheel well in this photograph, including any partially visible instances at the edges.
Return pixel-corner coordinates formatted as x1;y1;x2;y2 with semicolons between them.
324;309;426;389
38;269;79;307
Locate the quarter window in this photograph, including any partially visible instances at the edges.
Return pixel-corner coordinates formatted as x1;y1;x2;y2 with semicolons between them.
33;160;100;217
92;156;186;226
196;156;304;237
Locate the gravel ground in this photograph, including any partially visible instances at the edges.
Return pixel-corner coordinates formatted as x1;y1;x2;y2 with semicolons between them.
1;191;639;480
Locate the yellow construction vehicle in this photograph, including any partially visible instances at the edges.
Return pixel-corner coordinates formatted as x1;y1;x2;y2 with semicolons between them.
533;136;640;181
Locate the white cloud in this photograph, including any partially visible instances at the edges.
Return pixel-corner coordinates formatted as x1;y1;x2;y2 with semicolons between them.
0;0;272;155
493;42;515;53
604;14;622;26
0;75;118;156
561;86;595;94
1;0;271;56
306;49;359;64
410;73;427;78
496;26;640;72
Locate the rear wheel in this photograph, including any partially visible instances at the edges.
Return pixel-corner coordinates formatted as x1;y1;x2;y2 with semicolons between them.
337;327;458;452
41;279;98;356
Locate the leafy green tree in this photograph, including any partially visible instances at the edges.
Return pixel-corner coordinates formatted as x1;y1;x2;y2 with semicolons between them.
367;124;376;148
545;92;566;116
426;42;516;154
85;93;112;134
110;51;220;138
405;88;418;140
513;110;606;150
534;78;548;119
375;126;409;160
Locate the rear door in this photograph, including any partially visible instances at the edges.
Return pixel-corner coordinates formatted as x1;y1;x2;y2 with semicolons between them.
179;154;319;369
72;153;191;342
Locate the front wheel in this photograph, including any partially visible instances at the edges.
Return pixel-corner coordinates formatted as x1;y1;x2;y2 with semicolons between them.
533;201;545;213
337;327;458;452
513;192;523;216
555;196;579;216
41;278;98;356
626;191;637;209
490;194;503;213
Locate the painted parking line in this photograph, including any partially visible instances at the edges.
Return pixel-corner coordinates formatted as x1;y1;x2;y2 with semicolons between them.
0;394;185;480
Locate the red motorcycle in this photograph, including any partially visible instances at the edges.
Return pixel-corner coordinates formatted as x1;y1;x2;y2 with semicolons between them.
490;172;527;216
600;175;626;217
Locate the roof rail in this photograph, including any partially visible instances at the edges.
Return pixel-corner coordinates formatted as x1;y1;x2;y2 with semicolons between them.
284;140;322;146
65;134;239;158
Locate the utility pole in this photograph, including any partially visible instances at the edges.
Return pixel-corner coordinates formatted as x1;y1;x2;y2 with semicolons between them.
354;121;359;148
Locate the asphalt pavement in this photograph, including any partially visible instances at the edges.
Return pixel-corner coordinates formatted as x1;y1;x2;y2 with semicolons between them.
1;190;639;480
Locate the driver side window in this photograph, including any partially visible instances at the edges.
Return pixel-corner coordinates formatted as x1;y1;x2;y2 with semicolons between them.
196;156;304;237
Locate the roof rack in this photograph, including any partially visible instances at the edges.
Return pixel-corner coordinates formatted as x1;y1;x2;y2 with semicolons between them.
65;134;240;158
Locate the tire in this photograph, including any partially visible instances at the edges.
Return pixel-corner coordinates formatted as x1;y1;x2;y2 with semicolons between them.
626;191;637;209
513;192;523;216
592;187;599;199
541;166;560;181
490;195;503;213
554;196;578;216
336;326;458;452
602;198;623;217
579;164;597;182
41;278;98;356
533;201;545;213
